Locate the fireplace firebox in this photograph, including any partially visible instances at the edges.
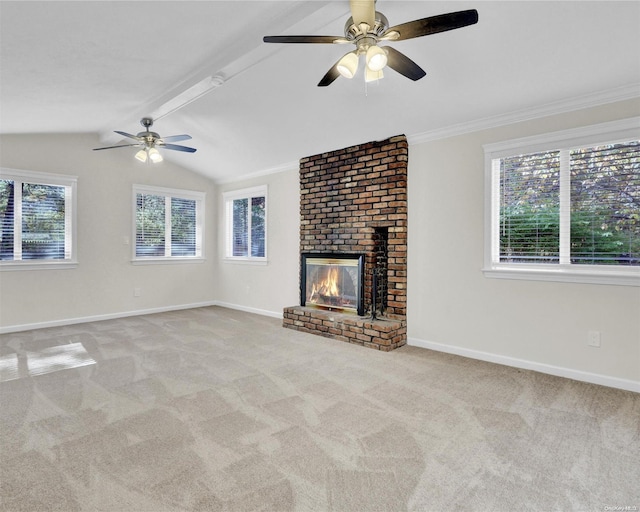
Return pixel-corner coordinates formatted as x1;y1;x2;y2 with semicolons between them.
301;253;365;316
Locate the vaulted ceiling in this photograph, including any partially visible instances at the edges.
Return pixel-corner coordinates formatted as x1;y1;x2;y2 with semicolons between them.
1;1;639;182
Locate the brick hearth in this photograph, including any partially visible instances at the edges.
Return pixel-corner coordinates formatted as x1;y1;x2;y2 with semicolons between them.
283;306;406;352
283;135;408;351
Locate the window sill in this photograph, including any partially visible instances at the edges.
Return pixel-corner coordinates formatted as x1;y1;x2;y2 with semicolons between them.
223;257;268;266
132;257;206;265
0;260;78;271
483;265;640;286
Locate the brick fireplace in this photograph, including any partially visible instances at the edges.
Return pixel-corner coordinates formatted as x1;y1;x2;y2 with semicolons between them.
283;135;407;351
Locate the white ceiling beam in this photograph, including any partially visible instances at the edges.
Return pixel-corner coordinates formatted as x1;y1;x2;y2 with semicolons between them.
98;1;344;144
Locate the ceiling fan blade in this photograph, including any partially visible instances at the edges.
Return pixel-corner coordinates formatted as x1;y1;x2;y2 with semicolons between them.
384;46;426;81
160;143;197;153
317;61;342;87
160;134;192;143
263;35;346;44
93;143;141;151
114;130;143;141
383;9;478;41
349;0;375;28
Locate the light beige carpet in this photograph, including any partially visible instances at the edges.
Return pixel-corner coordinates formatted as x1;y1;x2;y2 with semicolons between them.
1;306;638;511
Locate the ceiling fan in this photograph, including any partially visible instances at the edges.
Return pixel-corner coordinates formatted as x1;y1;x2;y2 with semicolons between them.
93;117;197;163
263;0;478;86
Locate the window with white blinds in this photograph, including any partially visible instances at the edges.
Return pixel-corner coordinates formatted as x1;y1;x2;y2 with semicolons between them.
484;118;639;286
569;142;638;265
499;151;561;264
223;185;267;262
133;185;204;262
0;168;77;270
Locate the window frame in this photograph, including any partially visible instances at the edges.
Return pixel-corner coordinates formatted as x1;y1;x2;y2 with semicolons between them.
0;168;78;271
223;185;268;264
132;184;205;265
483;117;640;286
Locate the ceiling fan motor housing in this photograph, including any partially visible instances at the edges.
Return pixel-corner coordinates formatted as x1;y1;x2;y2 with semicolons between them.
138;118;160;145
138;132;160;142
344;11;389;43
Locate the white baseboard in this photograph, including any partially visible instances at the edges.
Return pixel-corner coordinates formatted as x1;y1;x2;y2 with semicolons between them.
0;301;282;334
4;306;635;393
408;337;640;393
212;301;283;320
0;301;218;334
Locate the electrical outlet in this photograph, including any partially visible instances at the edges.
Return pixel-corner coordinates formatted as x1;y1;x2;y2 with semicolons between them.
587;330;601;347
134;288;141;297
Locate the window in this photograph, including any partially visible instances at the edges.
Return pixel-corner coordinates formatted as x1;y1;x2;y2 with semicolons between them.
484;118;639;286
223;185;267;262
0;168;77;270
133;185;204;263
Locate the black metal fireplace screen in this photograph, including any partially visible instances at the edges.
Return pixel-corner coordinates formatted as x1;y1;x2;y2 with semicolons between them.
301;253;365;316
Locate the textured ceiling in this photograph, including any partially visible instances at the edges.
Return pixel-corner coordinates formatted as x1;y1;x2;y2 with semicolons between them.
1;1;639;182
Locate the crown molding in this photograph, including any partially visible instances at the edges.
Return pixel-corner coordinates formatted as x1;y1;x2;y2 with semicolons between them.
217;160;299;185
407;84;640;146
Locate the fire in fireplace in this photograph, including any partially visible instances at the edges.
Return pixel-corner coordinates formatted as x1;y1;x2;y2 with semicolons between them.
301;253;365;316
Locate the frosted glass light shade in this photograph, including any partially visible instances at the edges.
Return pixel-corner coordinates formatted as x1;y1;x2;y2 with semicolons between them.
337;52;359;79
135;149;148;163
365;67;384;82
366;45;387;72
148;148;163;163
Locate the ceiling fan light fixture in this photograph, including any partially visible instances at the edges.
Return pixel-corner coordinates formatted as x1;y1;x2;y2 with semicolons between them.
148;147;163;163
135;149;148;163
366;45;387;72
336;51;359;79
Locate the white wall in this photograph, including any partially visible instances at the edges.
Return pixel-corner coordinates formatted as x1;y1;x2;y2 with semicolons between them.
2;100;638;390
215;168;300;317
0;133;217;329
407;99;640;389
210;98;639;389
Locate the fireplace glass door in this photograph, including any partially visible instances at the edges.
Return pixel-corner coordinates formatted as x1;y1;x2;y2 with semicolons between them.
301;253;364;315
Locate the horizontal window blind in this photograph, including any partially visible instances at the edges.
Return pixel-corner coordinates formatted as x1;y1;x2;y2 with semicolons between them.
21;183;67;260
232;198;248;256
0;179;15;260
136;193;166;257
569;141;640;265
250;196;266;258
171;197;197;257
223;185;267;260
499;151;561;263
